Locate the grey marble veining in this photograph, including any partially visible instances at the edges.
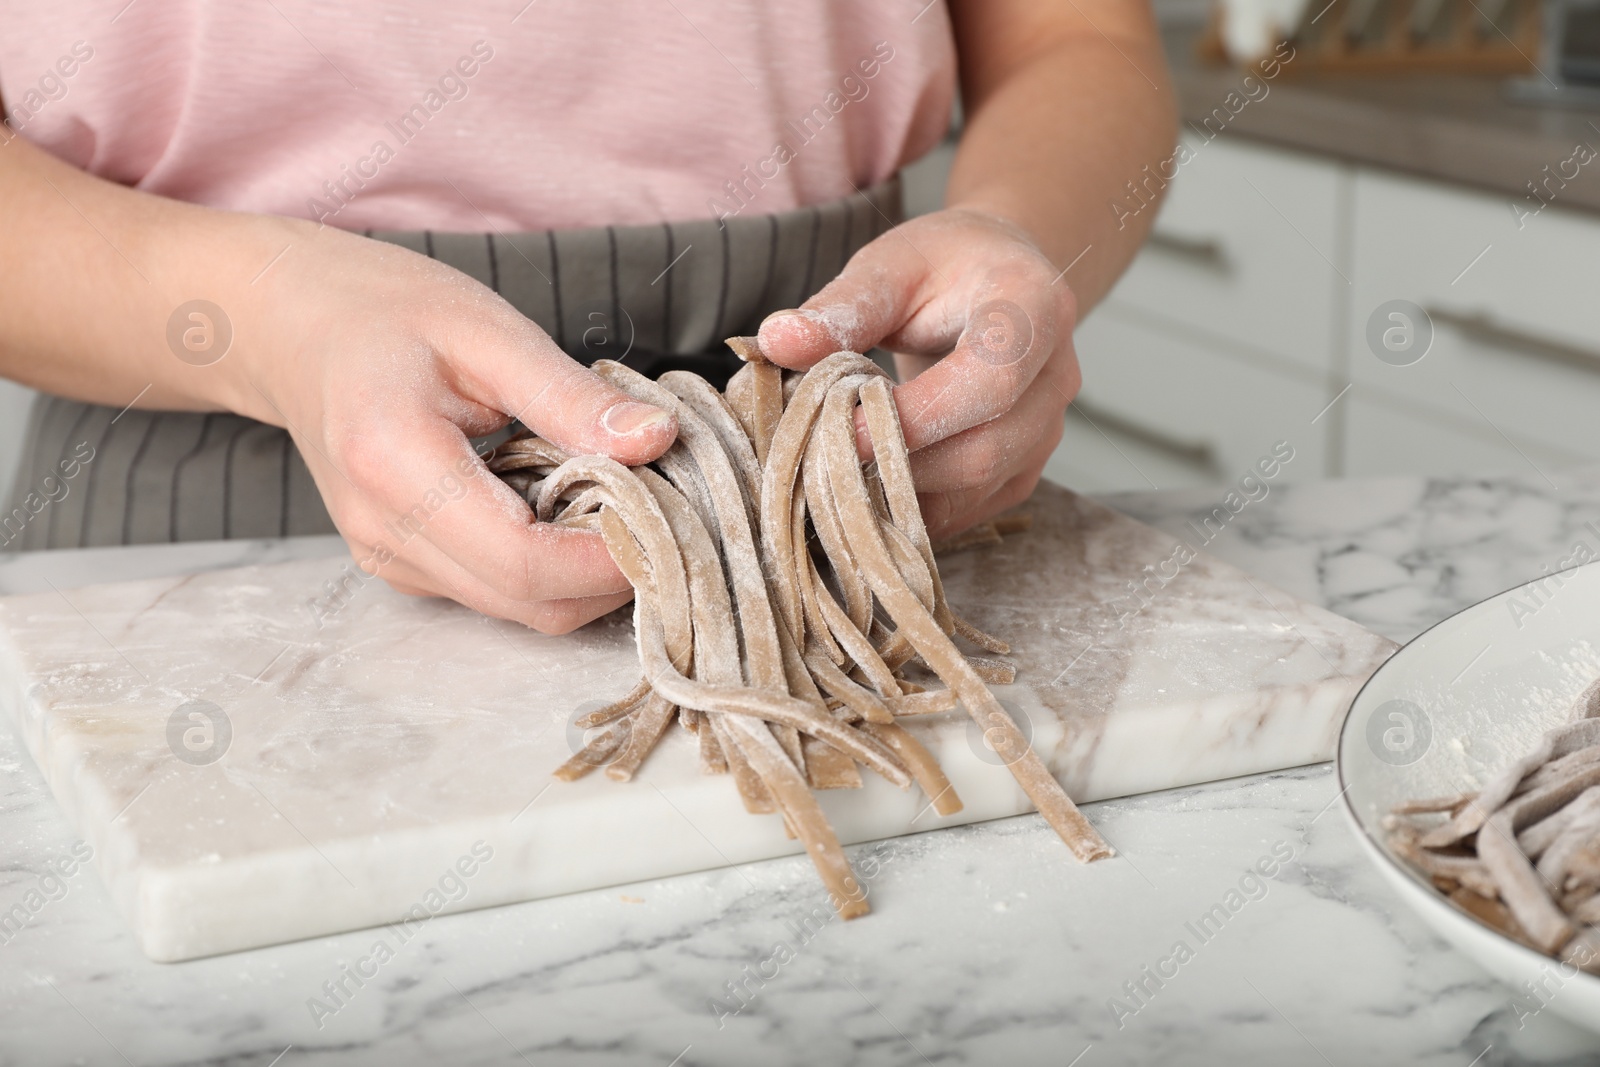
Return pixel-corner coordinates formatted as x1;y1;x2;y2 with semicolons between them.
0;483;1389;962
1107;472;1600;644
5;470;1600;1064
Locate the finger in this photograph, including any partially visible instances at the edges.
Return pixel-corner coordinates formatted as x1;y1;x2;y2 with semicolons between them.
915;430;1059;535
361;535;635;634
842;350;932;464
338;416;634;604
893;351;939;383
755;232;930;369
905;372;1067;493
448;316;677;466
892;285;1074;453
522;591;636;635
386;579;435;597
919;466;1042;541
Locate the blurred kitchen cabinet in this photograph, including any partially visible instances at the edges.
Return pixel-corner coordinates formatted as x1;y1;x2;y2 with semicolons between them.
1347;169;1600;468
1344;389;1586;479
1068;132;1600;490
1105;135;1346;375
1071;135;1347;490
1067;306;1331;488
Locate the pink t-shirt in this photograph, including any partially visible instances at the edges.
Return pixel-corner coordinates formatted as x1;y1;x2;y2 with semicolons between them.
0;2;956;231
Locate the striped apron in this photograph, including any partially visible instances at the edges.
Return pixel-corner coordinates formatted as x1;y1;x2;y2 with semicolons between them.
2;179;902;550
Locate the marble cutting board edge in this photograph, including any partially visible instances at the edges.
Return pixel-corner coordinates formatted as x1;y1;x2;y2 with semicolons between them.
0;483;1397;961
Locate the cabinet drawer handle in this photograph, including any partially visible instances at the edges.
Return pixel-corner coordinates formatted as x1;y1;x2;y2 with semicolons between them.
1070;396;1220;474
1425;306;1600;372
1145;231;1231;273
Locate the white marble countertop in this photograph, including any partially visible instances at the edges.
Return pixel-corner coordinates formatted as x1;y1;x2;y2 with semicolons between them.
5;470;1600;1066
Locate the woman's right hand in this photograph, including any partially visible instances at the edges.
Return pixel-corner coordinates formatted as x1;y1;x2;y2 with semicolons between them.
228;222;679;633
0;135;676;633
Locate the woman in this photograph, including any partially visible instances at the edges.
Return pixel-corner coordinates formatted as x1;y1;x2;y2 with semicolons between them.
0;0;1175;633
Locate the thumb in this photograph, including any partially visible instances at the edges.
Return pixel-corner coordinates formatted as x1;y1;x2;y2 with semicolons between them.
457;322;678;466
756;232;926;369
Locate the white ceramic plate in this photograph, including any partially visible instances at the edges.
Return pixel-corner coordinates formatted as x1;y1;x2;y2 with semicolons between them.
1339;559;1600;1033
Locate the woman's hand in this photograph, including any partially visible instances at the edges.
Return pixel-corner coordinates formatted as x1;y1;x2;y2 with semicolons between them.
229;222;678;634
0;136;677;633
756;208;1079;538
751;0;1178;538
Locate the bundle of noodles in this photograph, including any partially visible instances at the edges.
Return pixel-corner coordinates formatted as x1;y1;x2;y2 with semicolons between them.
1386;679;1600;969
487;343;1113;918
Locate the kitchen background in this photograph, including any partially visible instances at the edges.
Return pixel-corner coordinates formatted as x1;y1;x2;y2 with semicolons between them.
4;1;1594;505
13;4;1600;1063
911;0;1600;495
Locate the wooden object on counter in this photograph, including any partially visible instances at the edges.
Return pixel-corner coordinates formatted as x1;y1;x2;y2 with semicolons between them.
1198;0;1540;75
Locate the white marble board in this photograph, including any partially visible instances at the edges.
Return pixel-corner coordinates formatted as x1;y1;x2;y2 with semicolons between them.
0;482;1395;961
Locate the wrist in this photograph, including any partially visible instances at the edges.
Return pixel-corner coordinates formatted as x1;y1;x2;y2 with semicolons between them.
939;200;1042;247
153;211;316;426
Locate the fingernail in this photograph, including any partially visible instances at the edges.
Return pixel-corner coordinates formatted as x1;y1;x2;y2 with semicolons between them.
602;400;672;437
759;309;805;334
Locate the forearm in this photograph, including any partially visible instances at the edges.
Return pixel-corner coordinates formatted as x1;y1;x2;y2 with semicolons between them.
945;1;1177;314
0;131;300;417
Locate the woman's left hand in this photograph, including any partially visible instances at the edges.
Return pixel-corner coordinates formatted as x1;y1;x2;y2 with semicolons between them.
757;207;1080;539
